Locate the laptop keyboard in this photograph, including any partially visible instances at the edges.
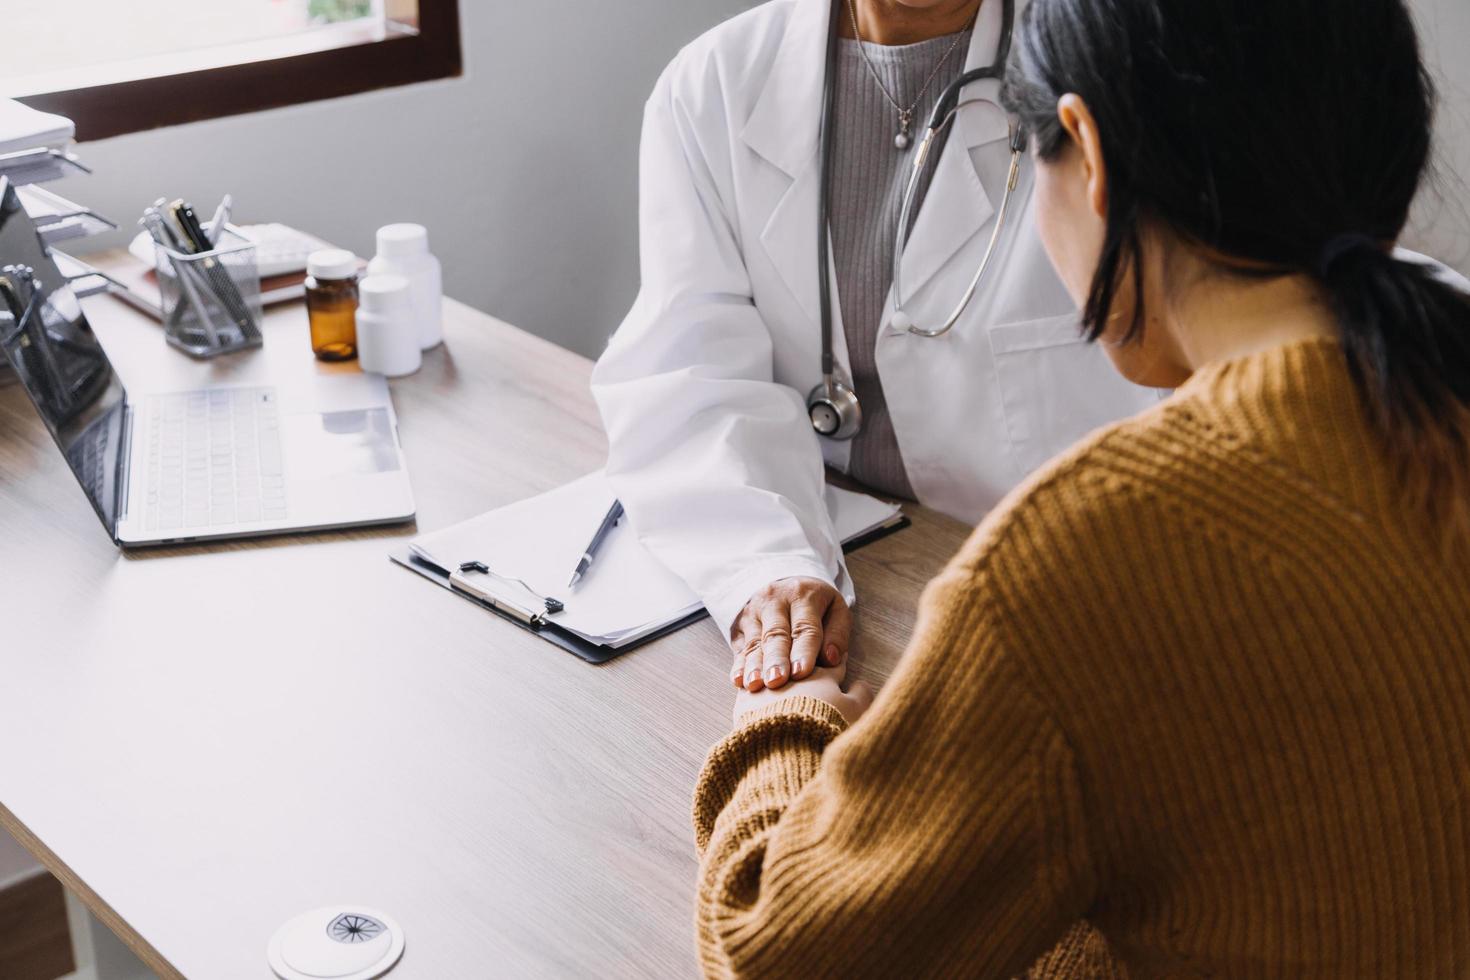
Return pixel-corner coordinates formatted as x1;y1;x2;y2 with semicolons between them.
143;387;286;532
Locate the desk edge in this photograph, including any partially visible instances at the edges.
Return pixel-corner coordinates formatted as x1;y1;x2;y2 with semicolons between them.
0;801;183;980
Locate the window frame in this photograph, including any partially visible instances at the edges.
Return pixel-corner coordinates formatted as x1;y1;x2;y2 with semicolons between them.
15;0;463;141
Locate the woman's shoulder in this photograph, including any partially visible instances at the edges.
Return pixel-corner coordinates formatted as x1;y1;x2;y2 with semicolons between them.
950;392;1239;593
947;338;1406;621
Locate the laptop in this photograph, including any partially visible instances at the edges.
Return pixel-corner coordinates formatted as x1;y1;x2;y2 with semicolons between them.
0;176;415;546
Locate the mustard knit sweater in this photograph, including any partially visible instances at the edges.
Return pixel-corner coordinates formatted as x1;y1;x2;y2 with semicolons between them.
693;337;1470;978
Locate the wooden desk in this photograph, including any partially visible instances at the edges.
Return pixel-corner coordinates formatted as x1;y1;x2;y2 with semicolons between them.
0;276;971;978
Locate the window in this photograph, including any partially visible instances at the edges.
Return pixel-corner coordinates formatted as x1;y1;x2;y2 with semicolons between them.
7;0;462;140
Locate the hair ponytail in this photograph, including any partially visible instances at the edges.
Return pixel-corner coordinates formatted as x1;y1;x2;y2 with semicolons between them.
1318;243;1470;537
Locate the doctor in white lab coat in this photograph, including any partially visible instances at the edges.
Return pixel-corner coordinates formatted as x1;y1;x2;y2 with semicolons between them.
592;0;1158;690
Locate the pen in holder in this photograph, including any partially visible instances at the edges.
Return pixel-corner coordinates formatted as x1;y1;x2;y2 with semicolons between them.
151;225;263;358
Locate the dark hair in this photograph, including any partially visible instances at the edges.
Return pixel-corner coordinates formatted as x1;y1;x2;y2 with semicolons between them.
1002;0;1470;535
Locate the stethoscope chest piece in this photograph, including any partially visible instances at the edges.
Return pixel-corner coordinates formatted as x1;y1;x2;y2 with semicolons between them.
807;377;862;441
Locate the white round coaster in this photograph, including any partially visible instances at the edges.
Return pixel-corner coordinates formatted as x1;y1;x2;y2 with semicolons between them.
268;907;405;980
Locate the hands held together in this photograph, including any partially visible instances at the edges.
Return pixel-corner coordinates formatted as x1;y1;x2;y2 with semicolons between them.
727;577;872;728
729;577;851;691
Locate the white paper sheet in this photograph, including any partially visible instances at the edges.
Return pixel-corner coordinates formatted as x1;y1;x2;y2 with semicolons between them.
410;472;903;647
0;100;73;156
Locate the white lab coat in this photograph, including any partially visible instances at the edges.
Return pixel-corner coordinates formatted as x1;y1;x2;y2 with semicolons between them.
592;0;1160;637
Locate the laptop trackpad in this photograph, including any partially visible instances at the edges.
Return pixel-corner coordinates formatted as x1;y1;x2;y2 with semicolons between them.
281;408;401;479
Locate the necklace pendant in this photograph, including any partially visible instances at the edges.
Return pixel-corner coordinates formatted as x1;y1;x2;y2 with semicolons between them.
894;111;912;151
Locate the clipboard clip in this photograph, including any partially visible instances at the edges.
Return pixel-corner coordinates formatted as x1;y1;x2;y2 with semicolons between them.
453;559;565;628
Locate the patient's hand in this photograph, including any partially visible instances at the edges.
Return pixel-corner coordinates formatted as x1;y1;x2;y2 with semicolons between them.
729;577;850;692
733;661;873;727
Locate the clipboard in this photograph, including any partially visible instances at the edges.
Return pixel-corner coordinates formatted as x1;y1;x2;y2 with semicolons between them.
389;510;910;665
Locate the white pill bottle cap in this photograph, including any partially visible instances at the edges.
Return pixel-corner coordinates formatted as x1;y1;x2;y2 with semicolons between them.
375;223;429;260
307;248;358;281
359;273;411;310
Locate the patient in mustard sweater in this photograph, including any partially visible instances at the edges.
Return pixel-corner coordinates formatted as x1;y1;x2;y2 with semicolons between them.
691;0;1470;976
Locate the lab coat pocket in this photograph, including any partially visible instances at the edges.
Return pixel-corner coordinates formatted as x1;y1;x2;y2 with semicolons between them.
988;313;1138;480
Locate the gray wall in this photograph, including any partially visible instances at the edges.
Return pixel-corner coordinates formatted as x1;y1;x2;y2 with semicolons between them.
68;0;756;358
0;828;37;888
1406;0;1470;273
55;0;1470;353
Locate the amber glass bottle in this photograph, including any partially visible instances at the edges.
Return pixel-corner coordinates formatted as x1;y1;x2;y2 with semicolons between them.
305;249;359;361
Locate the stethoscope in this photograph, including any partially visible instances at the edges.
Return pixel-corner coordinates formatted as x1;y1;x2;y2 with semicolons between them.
806;0;1027;441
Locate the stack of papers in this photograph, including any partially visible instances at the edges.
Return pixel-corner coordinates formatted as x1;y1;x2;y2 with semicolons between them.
407;472;903;650
0;100;74;156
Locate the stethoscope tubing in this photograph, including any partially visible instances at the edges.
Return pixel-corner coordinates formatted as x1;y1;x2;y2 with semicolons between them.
811;0;1021;435
816;0;845;385
892;116;1025;338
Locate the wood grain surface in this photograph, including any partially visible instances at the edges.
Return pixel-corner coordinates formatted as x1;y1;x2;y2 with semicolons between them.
0;871;74;980
0;260;972;979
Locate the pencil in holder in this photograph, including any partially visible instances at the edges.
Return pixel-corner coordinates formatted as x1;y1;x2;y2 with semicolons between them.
154;228;263;358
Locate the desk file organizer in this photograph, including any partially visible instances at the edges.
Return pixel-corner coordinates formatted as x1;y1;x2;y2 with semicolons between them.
390;473;909;663
0;134;111;388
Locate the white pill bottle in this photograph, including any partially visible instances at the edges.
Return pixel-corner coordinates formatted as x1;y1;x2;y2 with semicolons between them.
366;223;443;350
356;274;422;378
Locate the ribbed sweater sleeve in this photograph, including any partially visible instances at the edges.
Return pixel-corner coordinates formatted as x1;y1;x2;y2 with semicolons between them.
692;557;1097;978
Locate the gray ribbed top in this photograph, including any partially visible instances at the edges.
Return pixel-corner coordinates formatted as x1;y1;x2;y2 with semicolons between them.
829;29;970;500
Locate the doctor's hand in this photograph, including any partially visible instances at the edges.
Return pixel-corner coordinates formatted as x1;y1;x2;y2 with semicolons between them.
729;577;850;692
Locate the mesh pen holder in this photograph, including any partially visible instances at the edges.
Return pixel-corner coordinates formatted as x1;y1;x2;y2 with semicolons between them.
154;228;263;358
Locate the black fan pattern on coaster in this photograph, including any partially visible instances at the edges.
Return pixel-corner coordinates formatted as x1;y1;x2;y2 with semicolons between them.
328;913;385;944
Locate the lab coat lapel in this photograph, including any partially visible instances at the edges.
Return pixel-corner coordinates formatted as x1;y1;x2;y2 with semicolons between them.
893;0;1013;304
740;0;1018;339
758;158;825;330
742;0;826;180
744;0;831;332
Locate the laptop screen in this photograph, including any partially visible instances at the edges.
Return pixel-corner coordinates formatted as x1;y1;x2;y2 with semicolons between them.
0;176;126;535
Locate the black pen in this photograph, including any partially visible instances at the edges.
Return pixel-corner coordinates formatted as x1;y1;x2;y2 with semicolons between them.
567;499;624;590
173;200;211;253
